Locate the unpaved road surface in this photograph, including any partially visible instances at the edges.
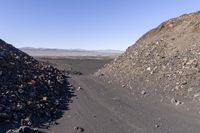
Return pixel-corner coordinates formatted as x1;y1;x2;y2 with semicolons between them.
36;57;200;133
48;74;200;133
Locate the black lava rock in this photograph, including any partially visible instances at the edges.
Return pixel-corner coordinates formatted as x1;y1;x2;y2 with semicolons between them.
0;39;72;128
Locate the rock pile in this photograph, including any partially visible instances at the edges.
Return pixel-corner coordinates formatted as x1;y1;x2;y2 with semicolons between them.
97;11;200;101
0;39;72;128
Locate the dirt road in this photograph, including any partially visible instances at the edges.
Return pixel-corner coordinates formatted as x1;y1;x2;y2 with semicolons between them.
48;74;200;133
31;57;200;133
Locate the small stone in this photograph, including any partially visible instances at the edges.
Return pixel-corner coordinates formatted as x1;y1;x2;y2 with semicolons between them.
79;127;84;132
171;98;183;105
27;101;32;105
155;41;159;45
194;93;200;98
147;67;151;71
43;96;47;101
122;85;126;88
155;124;159;128
18;88;24;94
68;84;73;87
141;90;147;95
48;80;51;85
175;101;183;106
182;81;187;85
77;86;83;91
171;98;177;104
15;56;20;59
55;99;60;105
74;126;79;130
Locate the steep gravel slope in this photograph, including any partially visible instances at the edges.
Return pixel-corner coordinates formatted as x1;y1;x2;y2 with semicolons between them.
97;11;200;102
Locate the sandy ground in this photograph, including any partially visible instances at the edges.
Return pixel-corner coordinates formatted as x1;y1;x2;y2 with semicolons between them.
2;57;200;133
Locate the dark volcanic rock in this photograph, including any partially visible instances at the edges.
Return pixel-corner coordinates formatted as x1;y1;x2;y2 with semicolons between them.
0;39;73;130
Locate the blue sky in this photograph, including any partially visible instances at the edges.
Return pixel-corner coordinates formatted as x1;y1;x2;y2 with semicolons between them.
0;0;199;50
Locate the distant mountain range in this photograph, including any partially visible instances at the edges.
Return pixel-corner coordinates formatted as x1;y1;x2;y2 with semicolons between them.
20;47;123;57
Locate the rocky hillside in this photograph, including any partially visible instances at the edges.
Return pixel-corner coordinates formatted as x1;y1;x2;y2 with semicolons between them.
97;11;200;101
0;39;73;131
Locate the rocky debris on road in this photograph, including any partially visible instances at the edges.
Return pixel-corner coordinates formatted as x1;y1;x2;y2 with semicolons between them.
171;98;183;106
96;11;200;103
74;126;85;132
0;39;73;131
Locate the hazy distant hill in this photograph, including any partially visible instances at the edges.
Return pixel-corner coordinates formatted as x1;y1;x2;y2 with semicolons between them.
20;47;123;57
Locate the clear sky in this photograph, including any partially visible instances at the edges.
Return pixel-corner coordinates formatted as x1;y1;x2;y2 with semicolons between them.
0;0;199;50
